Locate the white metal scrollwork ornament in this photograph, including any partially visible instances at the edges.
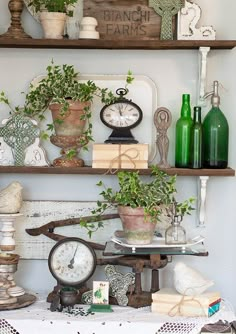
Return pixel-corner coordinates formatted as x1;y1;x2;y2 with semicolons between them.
177;0;216;40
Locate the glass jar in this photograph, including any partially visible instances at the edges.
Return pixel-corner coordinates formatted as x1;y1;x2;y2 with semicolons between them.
165;215;186;245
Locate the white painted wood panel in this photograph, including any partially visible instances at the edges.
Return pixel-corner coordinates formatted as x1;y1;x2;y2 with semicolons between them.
3;201;121;260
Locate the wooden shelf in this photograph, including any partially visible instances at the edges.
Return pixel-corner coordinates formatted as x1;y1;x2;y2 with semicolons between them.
0;38;235;50
0;166;234;176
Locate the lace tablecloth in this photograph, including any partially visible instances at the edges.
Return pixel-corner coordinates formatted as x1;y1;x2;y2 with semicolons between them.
0;294;235;334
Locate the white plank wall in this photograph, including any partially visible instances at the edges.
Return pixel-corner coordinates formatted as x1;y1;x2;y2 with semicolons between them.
4;201;121;259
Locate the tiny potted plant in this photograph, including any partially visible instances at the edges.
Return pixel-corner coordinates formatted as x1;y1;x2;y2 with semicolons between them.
27;0;79;39
90;166;195;245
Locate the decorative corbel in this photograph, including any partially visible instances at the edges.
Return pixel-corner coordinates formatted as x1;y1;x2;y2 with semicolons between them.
198;46;210;105
197;176;209;227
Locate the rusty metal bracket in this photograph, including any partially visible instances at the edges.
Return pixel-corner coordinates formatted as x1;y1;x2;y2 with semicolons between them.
26;213;119;250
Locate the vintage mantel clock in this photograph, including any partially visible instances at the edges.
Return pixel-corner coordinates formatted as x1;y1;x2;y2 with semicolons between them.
100;88;143;143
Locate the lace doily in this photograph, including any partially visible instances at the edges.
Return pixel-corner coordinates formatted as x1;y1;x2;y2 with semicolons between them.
0;319;19;334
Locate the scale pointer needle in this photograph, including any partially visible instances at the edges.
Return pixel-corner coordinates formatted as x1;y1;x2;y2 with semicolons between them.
68;244;79;269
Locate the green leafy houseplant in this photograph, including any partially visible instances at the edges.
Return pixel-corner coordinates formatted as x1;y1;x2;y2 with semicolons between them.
0;61;134;158
22;61;133;148
86;166;195;242
93;166;195;220
28;0;78;15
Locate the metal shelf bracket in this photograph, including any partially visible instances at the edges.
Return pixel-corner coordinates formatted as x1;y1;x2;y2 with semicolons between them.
197;176;209;227
198;46;211;105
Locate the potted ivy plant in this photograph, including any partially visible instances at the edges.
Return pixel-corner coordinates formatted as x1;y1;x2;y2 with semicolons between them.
27;0;78;39
91;166;195;245
0;60;133;167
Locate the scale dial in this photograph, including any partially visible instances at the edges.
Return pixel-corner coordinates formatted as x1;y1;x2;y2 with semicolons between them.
48;237;96;287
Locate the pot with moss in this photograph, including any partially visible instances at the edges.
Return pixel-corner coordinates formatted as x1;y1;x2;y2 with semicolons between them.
93;166;195;245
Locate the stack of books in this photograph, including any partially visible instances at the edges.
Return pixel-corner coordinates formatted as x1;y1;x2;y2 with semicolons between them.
151;288;221;317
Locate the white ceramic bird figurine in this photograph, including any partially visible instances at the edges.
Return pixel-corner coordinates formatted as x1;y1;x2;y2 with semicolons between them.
173;262;214;296
0;181;23;214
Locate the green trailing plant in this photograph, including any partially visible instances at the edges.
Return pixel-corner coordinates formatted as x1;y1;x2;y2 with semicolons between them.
0;60;134;157
28;0;78;16
91;165;195;224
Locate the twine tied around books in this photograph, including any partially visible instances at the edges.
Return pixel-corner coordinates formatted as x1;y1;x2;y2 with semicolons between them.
105;146;140;174
168;294;205;317
167;287;218;317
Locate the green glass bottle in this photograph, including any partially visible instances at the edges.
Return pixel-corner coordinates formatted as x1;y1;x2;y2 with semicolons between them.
190;106;202;169
175;94;193;168
202;81;229;168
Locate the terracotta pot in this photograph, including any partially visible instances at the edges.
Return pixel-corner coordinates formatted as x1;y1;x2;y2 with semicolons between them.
40;12;66;39
49;100;90;167
49;100;89;136
118;206;156;245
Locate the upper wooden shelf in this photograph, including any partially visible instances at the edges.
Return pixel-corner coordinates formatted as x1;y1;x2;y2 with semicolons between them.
0;166;234;176
0;38;235;50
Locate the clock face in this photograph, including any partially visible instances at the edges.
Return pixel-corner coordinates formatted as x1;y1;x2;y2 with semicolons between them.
100;100;143;130
48;237;96;286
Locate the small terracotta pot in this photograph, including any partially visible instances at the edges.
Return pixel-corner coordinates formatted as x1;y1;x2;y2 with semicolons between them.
118;206;156;245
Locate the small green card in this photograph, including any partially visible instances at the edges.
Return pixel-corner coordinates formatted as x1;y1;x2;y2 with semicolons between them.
88;304;113;313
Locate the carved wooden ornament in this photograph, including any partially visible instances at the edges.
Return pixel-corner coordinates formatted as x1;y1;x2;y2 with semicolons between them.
154;107;172;168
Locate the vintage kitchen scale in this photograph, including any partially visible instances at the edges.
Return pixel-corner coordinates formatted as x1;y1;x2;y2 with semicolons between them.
26;213;170;308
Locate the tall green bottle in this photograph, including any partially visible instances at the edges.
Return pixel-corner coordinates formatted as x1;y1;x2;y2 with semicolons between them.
202;81;229;168
175;94;193;168
190;106;202;169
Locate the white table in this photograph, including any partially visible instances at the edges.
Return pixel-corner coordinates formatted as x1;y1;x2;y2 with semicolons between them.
0;294;235;334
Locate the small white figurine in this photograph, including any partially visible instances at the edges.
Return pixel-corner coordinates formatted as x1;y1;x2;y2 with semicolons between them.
24;138;50;166
0;137;14;166
0;181;23;214
79;17;99;39
174;262;214;296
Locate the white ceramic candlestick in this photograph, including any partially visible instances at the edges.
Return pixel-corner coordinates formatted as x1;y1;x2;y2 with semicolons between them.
0;213;22;251
0;213;25;297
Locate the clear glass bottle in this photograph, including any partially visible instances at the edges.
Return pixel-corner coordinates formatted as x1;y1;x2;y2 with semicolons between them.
175;94;193;168
190;106;202;169
203;81;229;168
165;215;186;245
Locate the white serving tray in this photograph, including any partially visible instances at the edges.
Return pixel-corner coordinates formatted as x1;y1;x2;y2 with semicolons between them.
30;74;158;166
111;235;205;250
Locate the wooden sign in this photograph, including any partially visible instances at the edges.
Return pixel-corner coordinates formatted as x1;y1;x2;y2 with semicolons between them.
84;0;176;40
